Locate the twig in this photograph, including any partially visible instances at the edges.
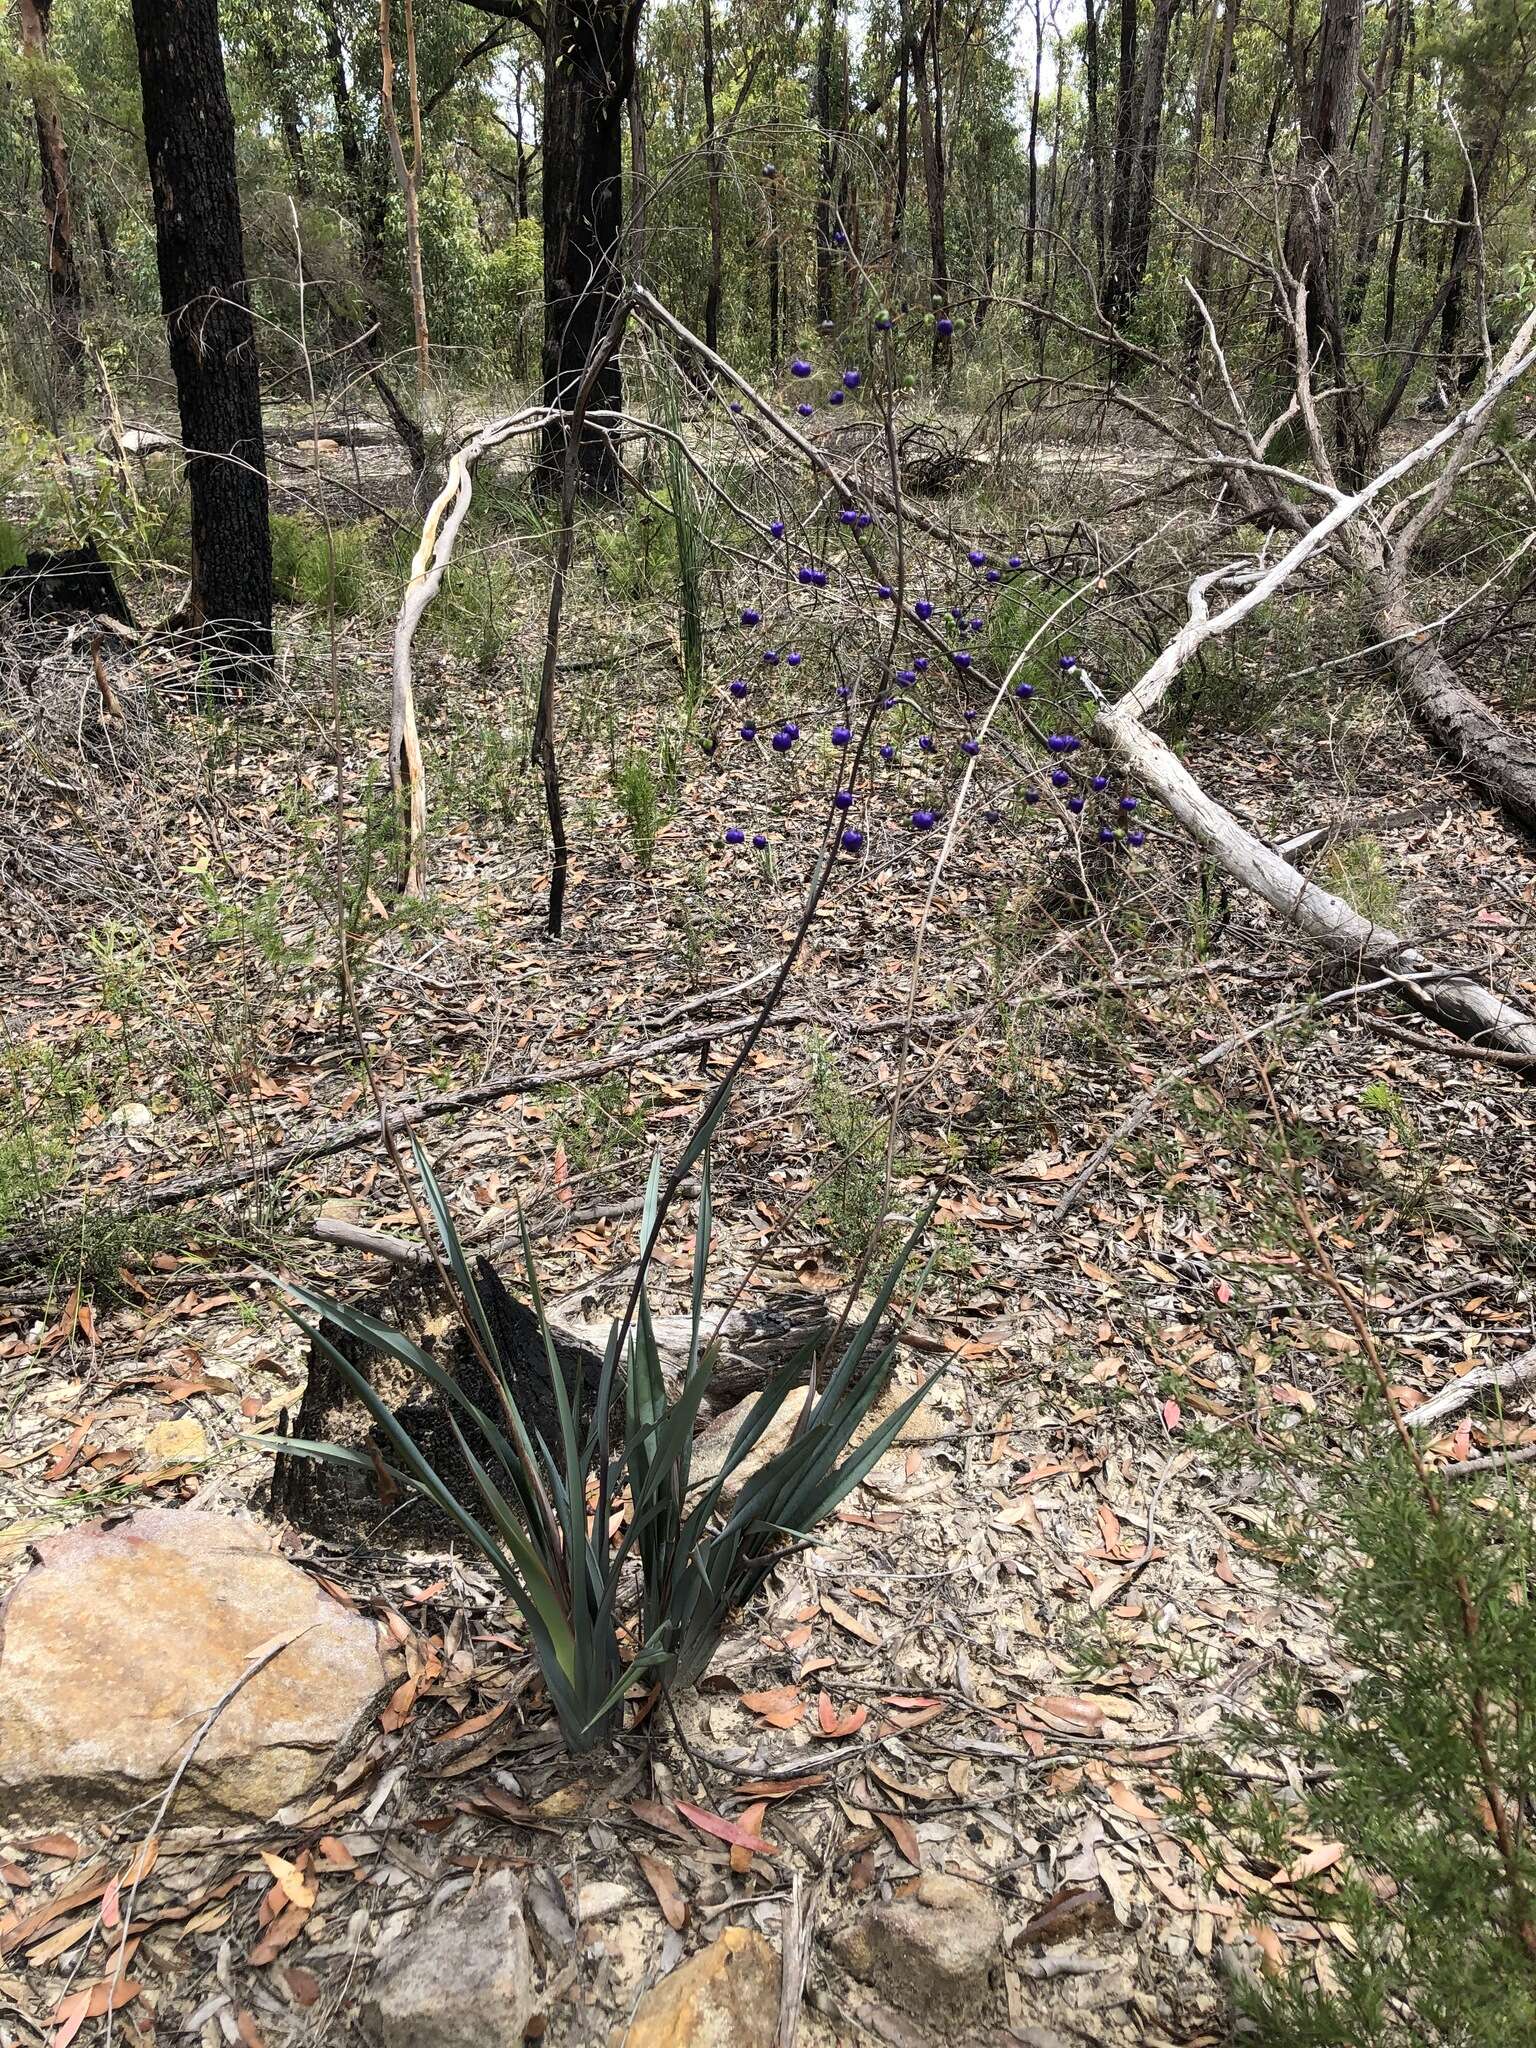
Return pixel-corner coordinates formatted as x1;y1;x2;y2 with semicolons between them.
1403;1346;1536;1433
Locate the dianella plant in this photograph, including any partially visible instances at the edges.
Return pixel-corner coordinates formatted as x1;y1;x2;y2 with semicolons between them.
269;1132;936;1753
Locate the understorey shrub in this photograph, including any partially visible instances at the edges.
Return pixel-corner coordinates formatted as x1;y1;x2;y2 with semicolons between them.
1182;1375;1536;2045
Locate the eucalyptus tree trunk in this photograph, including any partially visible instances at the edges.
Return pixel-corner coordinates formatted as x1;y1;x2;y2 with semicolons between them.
17;0;83;381
131;0;272;680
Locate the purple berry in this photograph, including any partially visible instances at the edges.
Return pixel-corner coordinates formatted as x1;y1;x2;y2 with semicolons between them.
840;827;864;853
797;403;814;418
1091;775;1108;792
729;679;748;699
1128;828;1145;847
840;508;858;525
828;390;845;406
1024;787;1040;805
813;569;828;588
782;721;799;738
771;731;793;752
1098;826;1116;845
798;566;815;584
753;833;769;850
791;357;812;378
1067;795;1085;814
1060;654;1077;671
1051;768;1071;788
918;735;934;753
1015;682;1034;699
914;599;933;621
769;519;785;539
740;723;757;740
913;656;929;672
951;650;973;670
936;317;953;338
879;743;895;761
877;584;893;600
1008;554;1023;570
986;569;1001;583
831;725;852;746
725;827;745;844
911;809;936;831
843;368;862;390
741;608;760;626
1120;795;1138;813
834;790;853;810
786;650;802;667
762;649;779;665
968;548;986;568
961;739;980;757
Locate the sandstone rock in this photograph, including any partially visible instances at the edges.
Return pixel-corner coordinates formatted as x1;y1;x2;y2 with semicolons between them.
829;1873;1002;2024
363;1871;535;2048
0;1508;391;1828
141;1416;209;1466
628;1928;781;2048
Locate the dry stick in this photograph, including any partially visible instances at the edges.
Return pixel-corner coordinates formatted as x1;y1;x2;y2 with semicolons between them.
103;1629;309;2048
41;1007;796;1227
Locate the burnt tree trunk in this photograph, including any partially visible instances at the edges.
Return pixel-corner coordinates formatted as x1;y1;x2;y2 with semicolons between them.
814;0;836;324
17;0;83;379
537;0;641;491
131;0;272;678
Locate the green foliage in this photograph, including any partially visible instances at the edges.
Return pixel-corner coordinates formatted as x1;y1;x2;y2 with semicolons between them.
1191;1421;1536;2047
1320;836;1401;928
553;1071;646;1172
268;1139;938;1751
270;511;370;615
809;1039;902;1265
0;1039;94;1233
0;511;25;571
611;747;665;867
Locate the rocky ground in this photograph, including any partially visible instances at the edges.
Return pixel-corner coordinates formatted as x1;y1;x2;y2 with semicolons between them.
2;418;1534;2047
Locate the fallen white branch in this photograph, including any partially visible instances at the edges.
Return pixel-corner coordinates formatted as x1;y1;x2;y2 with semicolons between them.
1404;1346;1536;1433
1091;343;1536;1056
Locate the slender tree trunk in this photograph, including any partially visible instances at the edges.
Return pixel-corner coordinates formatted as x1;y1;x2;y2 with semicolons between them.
701;0;723;349
1343;0;1402;326
912;9;950;374
1382;114;1412;344
131;0;272;679
767;176;781;363
627;71;647;285
1083;0;1106;278
379;0;430;410
1025;0;1043;283
1103;0;1139;313
977;128;996;325
814;0;836;324
537;0;640;489
1280;0;1368;479
892;34;911;255
17;0;83;380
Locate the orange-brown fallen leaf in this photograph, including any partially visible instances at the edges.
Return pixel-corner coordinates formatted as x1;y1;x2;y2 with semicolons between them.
676;1799;778;1857
635;1852;687;1931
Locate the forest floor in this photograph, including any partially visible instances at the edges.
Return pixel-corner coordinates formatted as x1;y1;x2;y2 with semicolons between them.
2;406;1535;2047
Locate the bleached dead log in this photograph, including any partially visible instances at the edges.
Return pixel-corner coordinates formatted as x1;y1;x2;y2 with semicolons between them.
1091;366;1536;1056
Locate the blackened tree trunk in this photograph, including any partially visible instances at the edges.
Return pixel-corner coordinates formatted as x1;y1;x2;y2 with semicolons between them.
536;0;640;490
1025;0;1043;282
17;0;83;380
131;0;272;678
